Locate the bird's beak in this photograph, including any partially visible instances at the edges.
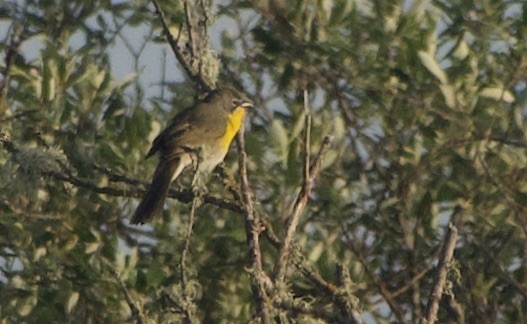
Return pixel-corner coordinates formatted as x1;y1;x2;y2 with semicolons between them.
241;102;254;109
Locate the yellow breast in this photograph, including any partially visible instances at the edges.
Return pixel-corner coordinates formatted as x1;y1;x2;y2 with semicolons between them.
219;106;247;150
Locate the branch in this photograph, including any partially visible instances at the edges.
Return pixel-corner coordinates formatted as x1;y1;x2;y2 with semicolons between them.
179;194;199;323
489;136;527;149
0;136;244;215
0;109;38;124
390;263;436;298
289;246;363;323
151;0;212;91
424;223;459;324
236;125;272;322
262;218;366;322
343;229;405;322
183;0;196;59
336;264;363;324
274;90;333;282
274;298;342;323
0;23;28;100
112;269;146;324
48;169;242;212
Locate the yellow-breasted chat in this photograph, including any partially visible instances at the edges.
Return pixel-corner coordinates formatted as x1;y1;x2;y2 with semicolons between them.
131;88;252;224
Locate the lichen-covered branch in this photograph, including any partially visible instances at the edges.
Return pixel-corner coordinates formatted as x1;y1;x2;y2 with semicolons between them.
151;0;214;91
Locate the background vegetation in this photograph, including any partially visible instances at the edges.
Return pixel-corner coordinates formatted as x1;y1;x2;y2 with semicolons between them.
1;0;527;322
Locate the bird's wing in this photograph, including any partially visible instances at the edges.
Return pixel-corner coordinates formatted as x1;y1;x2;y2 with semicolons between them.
146;107;193;158
146;100;227;159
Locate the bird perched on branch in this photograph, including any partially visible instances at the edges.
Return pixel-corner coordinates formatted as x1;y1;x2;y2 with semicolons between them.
131;88;253;224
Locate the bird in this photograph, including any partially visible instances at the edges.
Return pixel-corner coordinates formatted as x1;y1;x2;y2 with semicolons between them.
130;88;253;224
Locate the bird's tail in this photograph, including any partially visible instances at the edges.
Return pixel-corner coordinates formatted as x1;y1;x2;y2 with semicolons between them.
130;160;179;224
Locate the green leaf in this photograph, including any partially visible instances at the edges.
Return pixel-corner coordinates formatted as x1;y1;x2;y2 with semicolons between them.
418;50;447;84
480;87;515;103
66;292;80;315
270;119;289;166
439;83;456;109
146;260;165;287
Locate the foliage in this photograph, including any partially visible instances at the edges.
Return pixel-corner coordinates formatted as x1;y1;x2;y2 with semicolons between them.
1;0;527;322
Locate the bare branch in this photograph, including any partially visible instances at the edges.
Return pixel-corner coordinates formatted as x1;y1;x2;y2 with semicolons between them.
425;223;459;324
274;90;333;282
390;264;435;298
112;269;146;324
236;125;272;322
343;229;406;322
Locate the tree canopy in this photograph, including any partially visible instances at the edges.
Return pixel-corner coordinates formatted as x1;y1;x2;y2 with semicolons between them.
1;0;527;322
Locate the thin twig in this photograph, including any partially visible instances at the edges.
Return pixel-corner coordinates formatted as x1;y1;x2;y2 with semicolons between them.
264;219;365;322
274;90;332;282
336;264;363;324
150;0;212;91
490;136;527;149
197;0;210;83
0;23;28;99
390;263;436;298
289;246;364;323
2;201;63;221
93;164;143;186
303;90;311;194
273;134;332;282
160;48;167;100
424;223;459;324
273;298;342;323
179;195;198;323
183;0;196;59
236;125;272;322
261;218;281;248
291;250;337;295
198;0;210;38
342;228;406;322
0;109;38;124
113;269;146;324
178;166;202;323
